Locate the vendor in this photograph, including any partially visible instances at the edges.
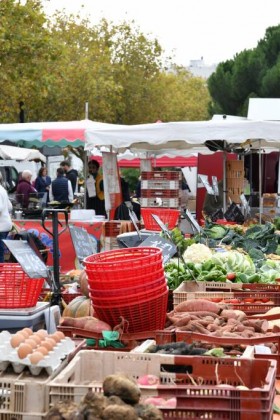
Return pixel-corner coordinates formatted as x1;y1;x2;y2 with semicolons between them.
86;159;106;216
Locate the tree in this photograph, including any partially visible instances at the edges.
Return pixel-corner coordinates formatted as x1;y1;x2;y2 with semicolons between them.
208;24;280;116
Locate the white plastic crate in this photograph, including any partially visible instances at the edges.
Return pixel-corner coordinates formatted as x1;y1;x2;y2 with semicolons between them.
0;369;51;419
140;197;180;208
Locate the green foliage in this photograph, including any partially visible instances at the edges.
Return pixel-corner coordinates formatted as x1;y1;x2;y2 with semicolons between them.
0;1;210;124
208;24;280;115
120;168;140;194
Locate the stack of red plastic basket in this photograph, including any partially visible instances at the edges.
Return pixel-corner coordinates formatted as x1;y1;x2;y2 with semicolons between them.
84;247;168;333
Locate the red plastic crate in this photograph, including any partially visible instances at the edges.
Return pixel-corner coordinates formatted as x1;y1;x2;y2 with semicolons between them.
90;282;167;306
0;263;44;308
142;171;181;181
141;179;181;190
89;272;165;297
141;189;180;198
175;330;280;379
86;260;164;287
48;350;276;420
141;208;180;231
84;247;162;270
93;289;168;333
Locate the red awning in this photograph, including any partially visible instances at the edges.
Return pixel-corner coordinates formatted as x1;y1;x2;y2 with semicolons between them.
89;155;197;168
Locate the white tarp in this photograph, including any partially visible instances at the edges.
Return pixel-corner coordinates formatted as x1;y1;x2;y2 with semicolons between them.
0;145;46;162
84;119;280;153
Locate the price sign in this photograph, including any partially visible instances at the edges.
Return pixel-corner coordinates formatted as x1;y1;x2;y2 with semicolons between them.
69;225;97;262
3;240;48;278
139;234;177;263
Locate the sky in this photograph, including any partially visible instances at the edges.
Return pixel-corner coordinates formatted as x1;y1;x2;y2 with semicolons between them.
42;0;280;67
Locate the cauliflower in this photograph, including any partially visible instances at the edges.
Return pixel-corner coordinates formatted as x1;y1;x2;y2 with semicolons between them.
183;243;212;263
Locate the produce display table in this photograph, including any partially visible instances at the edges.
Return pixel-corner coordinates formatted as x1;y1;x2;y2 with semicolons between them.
12;219;104;273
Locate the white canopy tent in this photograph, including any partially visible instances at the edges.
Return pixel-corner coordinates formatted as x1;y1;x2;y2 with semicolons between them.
84;119;280;153
0;145;46;162
85;117;280;220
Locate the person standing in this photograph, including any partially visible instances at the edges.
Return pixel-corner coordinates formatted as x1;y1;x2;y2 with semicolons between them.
16;170;37;208
86;159;106;216
0;173;13;263
34;167;51;201
49;168;74;203
60;160;78;194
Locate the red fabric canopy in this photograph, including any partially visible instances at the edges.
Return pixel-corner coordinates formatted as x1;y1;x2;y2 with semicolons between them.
89;155;197;168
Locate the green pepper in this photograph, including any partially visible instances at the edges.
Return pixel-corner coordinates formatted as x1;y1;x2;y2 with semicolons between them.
236;273;249;283
247;274;261;283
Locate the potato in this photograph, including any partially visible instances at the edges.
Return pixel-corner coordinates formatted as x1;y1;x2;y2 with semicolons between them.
103;374;141;405
101;404;138;419
134;403;163;420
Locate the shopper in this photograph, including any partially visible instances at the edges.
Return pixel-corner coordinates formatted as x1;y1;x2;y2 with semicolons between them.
16;170;37;208
60;160;78;194
0;173;13;263
49;167;74;204
86;159;106;216
34;167;51;202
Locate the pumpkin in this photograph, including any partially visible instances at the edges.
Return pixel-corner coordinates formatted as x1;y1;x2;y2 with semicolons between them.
62;296;94;318
78;270;89;298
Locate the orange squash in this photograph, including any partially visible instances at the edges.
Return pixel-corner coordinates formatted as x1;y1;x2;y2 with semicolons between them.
78;270;89;298
62;296;94;318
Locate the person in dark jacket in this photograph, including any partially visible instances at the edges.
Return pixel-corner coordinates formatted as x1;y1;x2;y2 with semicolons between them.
60;160;78;194
16;170;38;208
34;167;51;201
49;168;73;203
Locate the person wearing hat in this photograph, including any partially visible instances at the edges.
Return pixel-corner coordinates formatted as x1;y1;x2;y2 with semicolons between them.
0;173;12;262
86;159;106;216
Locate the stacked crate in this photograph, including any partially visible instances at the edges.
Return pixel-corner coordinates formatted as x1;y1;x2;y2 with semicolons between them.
103;221;140;251
226;160;244;204
103;221;122;251
140;171;182;208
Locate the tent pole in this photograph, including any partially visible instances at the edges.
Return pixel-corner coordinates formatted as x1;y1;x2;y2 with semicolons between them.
84;151;87;209
259;141;262;224
223;151;227;213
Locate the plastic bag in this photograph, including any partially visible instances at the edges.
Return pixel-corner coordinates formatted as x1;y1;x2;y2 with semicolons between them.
224;203;244;223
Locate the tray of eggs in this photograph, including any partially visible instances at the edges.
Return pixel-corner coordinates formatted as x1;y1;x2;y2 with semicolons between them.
0;328;75;376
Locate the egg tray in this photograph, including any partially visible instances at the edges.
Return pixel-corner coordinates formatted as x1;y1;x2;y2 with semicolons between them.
0;331;76;376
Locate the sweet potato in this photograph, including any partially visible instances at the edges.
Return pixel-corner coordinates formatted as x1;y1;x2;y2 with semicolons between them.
174;299;221;314
220;309;246;320
59;316;112;332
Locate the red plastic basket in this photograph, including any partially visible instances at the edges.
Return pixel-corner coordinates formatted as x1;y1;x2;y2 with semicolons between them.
86;263;164;288
0;264;44;308
84;247;162;270
90;282;168;306
141;208;180;231
93;289;168;333
88;271;166;296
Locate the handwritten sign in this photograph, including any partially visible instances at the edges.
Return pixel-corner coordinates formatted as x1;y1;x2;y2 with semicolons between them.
3;240;48;278
139;234;177;263
69;225;96;262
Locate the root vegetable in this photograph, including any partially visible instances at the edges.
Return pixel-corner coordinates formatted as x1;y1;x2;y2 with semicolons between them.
220;310;246;320
134;403;163;420
103;374;141;405
174;299;221;314
102;404;138;419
